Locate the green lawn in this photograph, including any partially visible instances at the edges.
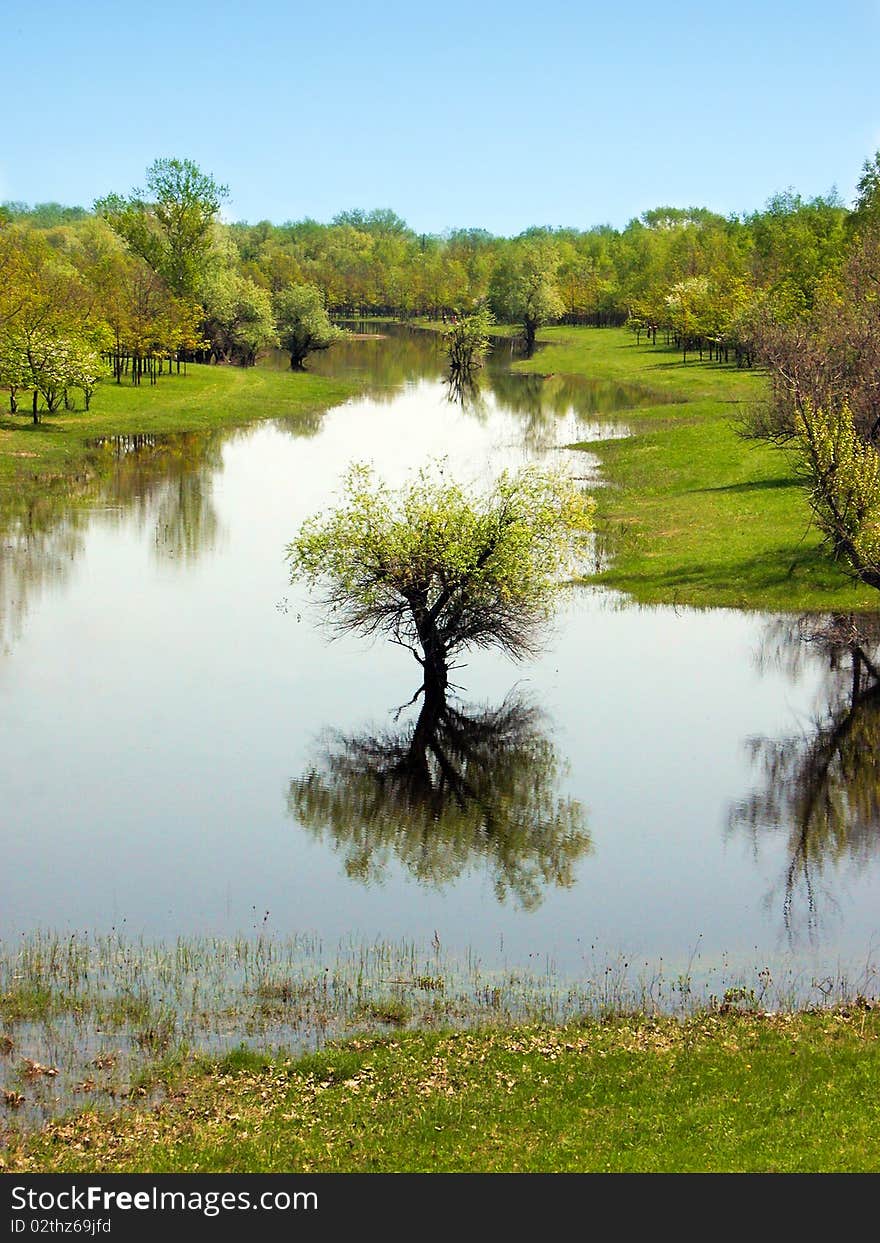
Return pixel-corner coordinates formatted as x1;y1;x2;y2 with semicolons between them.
6;1011;879;1173
514;326;877;611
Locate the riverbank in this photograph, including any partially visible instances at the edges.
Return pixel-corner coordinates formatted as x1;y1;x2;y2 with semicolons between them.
515;326;877;610
5;1008;878;1172
414;319;876;611
0;365;360;524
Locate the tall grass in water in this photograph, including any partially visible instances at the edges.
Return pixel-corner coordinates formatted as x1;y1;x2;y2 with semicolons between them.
1;930;876;1132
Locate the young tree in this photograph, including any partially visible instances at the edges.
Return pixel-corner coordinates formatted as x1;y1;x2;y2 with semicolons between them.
274;283;342;369
287;462;593;697
62;335;109;410
444;305;494;376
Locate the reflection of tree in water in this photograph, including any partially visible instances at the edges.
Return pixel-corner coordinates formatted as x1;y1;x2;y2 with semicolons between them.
443;371;488;420
0;430;232;652
92;432;225;565
288;687;590;909
730;613;880;935
279;327;448;404
0;501;86;653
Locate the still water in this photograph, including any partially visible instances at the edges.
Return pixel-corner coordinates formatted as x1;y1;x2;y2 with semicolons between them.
2;326;879;989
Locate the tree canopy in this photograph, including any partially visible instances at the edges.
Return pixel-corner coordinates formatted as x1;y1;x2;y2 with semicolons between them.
96;157;228;300
274;283;343;369
287;462;593;691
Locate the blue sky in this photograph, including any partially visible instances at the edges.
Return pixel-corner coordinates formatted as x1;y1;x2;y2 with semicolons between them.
3;0;879;234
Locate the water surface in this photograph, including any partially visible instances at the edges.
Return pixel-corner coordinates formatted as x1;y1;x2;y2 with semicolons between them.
2;326;879;994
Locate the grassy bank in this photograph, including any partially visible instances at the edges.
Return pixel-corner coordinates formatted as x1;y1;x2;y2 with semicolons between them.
0;364;359;522
5;1009;879;1172
512;326;877;611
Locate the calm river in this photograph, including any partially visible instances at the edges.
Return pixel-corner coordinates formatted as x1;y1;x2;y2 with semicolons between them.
2;325;879;996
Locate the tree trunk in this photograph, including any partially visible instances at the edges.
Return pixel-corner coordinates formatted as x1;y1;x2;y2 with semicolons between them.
524;318;537;356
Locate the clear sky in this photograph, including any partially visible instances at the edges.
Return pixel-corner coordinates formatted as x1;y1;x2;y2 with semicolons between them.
3;0;879;235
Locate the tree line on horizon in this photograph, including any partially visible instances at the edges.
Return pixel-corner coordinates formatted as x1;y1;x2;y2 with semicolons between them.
1;151;879;410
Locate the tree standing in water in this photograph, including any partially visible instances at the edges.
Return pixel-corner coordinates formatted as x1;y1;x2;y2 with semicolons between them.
287;461;593;699
444;305;494;376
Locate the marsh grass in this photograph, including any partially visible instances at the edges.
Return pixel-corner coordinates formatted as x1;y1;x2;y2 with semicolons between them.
1;930;876;1134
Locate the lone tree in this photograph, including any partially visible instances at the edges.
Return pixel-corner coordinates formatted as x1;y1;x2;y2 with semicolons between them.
444;305;494;376
274;283;343;370
287;461;593;697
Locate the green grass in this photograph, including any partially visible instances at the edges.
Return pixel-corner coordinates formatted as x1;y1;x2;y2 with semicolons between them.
6;1010;879;1172
418;318;877;610
0;363;359;521
514;326;878;610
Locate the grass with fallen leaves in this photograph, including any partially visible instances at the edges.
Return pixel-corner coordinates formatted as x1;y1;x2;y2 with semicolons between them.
4;1009;879;1172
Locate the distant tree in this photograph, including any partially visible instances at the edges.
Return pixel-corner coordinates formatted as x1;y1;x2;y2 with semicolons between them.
96;158;228;299
490;239;565;352
444;305;494;376
850;150;880;235
331;208;411;236
274;283;342;369
287;462;593;698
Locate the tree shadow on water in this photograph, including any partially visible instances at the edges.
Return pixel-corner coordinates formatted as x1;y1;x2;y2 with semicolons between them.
288;684;591;910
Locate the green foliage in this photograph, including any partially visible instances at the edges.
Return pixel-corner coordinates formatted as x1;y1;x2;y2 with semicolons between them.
489;239;565;348
287;461;594;666
794;402;880;588
96;158;228;300
199;268;277;365
274;283;343;369
443;305;494;374
851;150;880;234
